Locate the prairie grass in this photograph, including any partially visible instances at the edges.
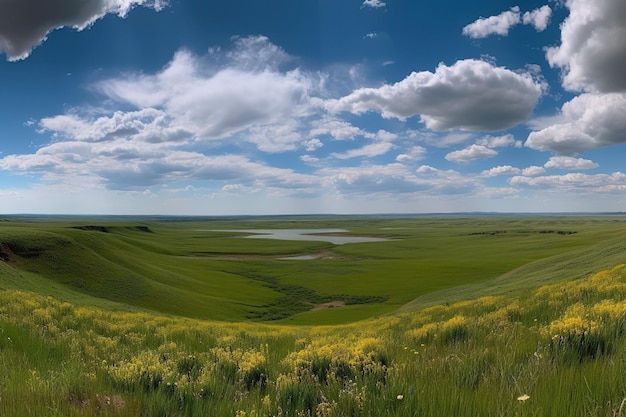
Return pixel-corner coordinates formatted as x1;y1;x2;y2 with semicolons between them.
2;264;626;416
3;215;626;416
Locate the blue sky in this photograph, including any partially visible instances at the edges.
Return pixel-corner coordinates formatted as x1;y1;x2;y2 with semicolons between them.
1;0;626;215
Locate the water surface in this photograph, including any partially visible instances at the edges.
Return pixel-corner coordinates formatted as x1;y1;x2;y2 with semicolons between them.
209;228;388;245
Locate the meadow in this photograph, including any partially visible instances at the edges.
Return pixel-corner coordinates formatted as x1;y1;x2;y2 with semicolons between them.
1;214;626;416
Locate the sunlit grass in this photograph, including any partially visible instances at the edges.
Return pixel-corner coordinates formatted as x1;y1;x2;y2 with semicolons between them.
3;215;626;415
2;263;626;416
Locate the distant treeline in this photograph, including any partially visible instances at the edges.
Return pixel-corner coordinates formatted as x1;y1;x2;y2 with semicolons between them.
468;230;577;236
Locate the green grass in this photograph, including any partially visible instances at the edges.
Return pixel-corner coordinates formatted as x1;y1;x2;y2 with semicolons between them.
3;215;626;323
2;263;626;416
2;215;626;416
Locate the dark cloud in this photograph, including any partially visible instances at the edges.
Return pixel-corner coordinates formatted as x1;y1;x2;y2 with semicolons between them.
0;0;165;60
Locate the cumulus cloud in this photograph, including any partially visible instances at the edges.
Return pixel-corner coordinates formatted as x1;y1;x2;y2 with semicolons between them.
246;123;303;153
322;164;421;195
0;37;333;192
309;117;365;141
0;0;166;60
362;0;386;9
98;38;318;142
546;0;626;93
522;5;552;32
0;140;319;192
522;166;546;176
38;109;190;144
300;155;319;164
482;165;521;177
544;156;599;170
303;139;323;152
396;146;427;163
462;7;521;38
321;163;478;195
477;134;520;148
526;93;626;155
511;172;626;193
326;59;544;131
445;144;498;163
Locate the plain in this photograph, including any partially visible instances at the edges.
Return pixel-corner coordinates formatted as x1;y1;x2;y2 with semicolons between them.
1;214;626;416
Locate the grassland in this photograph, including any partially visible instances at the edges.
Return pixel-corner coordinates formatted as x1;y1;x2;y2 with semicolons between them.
1;214;626;416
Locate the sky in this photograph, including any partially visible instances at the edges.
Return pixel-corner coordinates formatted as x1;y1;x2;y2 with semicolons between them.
1;0;626;215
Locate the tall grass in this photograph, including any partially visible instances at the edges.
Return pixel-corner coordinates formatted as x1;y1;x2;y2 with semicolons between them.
2;264;626;416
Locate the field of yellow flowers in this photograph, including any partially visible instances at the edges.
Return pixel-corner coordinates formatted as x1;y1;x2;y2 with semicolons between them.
2;263;626;416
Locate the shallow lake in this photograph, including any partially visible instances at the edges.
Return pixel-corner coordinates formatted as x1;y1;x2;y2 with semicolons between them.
209;228;388;245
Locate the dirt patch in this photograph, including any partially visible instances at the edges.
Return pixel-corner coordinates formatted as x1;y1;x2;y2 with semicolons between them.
312;250;340;259
310;301;346;311
0;243;16;263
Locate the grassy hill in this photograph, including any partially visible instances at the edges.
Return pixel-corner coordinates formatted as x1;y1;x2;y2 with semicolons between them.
2;215;626;416
3;215;625;323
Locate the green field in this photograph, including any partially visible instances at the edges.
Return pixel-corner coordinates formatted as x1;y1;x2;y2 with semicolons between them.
1;214;626;416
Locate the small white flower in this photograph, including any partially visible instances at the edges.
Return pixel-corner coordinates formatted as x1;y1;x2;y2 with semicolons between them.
397;394;404;401
517;394;530;402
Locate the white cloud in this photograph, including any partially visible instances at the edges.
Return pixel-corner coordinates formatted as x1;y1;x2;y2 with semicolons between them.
246;123;302;153
374;130;398;142
309;117;365;141
522;166;546;176
526;93;626;155
225;35;292;71
221;184;258;194
39;108;189;144
462;7;521;39
477;134;520;148
396;146;427;163
98;37;319;142
327;59;544;131
482;165;521;177
322;164;419;194
416;165;439;175
0;0;166;61
300;155;320;164
331;142;394;160
362;0;386;9
522;5;552;32
445;144;498;163
546;0;626;93
303;139;323;152
321;163;478;196
544;156;599;170
511;172;626;193
0;142;320;192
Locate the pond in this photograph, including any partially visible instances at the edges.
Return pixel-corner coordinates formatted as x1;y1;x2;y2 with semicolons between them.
209;228;389;245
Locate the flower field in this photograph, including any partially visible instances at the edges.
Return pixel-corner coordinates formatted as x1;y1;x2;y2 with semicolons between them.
2;263;626;416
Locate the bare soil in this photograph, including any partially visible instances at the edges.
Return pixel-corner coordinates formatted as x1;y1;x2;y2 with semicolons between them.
310;301;346;311
0;243;16;263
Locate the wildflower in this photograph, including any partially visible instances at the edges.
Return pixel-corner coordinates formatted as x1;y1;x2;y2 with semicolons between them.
397;394;404;401
517;394;530;402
